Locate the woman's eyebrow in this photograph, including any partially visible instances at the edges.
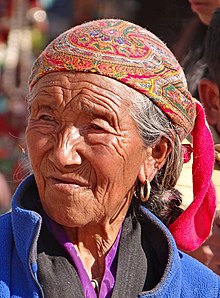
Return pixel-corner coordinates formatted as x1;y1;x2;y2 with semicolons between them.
37;104;54;112
36;95;63;110
81;101;115;123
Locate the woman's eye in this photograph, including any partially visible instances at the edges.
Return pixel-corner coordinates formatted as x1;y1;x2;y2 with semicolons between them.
91;123;103;130
89;120;116;134
39;114;55;121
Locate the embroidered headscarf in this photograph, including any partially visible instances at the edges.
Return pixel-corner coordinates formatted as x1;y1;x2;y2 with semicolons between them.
29;19;216;251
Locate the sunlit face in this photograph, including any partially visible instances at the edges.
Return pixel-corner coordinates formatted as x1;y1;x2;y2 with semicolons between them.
189;0;220;24
26;72;149;227
198;79;220;137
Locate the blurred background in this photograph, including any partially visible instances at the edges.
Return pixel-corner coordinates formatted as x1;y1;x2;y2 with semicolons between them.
0;0;195;210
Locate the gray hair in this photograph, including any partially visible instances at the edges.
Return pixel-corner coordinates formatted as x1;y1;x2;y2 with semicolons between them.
130;94;184;225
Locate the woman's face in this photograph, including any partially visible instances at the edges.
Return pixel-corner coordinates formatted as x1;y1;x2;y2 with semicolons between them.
26;72;150;227
189;0;220;24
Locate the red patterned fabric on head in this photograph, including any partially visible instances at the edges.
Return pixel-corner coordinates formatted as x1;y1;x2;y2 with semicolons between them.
29;19;196;141
28;19;216;252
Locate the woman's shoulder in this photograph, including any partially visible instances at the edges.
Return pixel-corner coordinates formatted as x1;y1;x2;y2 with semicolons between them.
0;212;13;245
139;206;220;296
0;212;12;230
179;250;220;296
0;212;14;278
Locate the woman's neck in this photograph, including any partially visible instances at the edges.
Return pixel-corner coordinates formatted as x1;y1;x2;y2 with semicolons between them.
63;219;122;280
62;193;133;280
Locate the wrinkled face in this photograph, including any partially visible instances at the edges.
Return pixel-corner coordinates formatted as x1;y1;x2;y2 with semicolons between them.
26;72;148;227
189;0;220;24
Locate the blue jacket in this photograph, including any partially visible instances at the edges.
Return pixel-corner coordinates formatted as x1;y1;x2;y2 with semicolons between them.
0;175;220;298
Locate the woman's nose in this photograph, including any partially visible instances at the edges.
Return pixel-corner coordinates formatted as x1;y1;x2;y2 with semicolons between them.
49;127;83;168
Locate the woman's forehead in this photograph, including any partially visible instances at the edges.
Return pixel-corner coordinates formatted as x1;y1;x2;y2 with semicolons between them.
29;72;141;107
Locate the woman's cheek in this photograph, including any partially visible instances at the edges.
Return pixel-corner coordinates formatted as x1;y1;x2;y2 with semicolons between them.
26;128;52;167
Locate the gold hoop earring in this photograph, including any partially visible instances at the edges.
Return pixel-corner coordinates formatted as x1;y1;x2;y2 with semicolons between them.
140;179;151;202
134;179;151;202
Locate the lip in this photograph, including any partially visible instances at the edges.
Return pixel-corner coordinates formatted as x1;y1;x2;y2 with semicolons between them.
47;175;90;188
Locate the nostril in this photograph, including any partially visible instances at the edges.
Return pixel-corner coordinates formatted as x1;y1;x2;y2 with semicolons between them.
49;143;83;168
68;150;83;166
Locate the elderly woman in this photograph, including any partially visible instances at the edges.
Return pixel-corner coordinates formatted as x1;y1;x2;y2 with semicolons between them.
0;19;219;297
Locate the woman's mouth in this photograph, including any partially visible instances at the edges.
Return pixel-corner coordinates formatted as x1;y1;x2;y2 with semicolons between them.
47;175;91;191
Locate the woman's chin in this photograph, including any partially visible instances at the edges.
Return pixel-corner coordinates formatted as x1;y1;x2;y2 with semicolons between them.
45;208;93;228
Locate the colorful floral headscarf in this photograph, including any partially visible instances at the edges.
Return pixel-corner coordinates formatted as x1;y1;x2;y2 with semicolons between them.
28;19;216;252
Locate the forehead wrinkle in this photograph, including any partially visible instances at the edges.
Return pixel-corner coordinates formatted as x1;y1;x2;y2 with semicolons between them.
30;73;135;130
77;80;134;122
30;85;80;112
85;82;129;109
67;73;131;107
31;72;133;107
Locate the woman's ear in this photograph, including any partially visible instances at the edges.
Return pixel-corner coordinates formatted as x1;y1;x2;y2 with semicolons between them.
198;78;220;126
151;136;172;170
137;136;172;183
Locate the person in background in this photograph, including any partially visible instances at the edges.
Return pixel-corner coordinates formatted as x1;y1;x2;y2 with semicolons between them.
189;0;220;25
0;19;219;297
0;172;11;214
172;0;220;98
185;8;220;275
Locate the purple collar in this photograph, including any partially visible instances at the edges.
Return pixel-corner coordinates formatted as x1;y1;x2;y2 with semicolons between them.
44;215;121;298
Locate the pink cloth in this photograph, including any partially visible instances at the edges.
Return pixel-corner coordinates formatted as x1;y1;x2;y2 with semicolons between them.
169;102;217;251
